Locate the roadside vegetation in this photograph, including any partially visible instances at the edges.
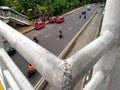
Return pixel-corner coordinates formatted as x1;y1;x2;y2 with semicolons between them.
0;0;106;21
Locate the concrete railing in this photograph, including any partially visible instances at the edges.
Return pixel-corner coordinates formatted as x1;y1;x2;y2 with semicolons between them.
0;0;119;90
0;68;6;90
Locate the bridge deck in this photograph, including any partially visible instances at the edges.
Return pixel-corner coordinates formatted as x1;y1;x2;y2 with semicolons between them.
0;6;30;25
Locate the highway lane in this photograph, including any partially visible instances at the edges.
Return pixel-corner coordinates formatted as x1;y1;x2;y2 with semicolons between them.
4;42;41;86
4;4;99;86
33;5;97;56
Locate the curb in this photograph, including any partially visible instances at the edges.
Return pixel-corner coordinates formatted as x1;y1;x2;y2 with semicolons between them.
35;77;48;90
62;6;83;17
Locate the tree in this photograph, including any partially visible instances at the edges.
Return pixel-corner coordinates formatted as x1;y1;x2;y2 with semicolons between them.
0;0;5;6
71;0;79;8
1;0;106;19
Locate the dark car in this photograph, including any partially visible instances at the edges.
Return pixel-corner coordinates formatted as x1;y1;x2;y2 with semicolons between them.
82;11;86;15
7;46;16;56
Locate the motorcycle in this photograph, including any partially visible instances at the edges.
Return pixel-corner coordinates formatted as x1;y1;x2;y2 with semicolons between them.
27;70;36;78
7;46;16;56
84;15;86;19
59;33;63;38
33;39;39;43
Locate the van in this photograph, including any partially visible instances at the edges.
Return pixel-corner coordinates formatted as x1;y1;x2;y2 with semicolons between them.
56;16;64;23
49;16;56;23
34;21;45;30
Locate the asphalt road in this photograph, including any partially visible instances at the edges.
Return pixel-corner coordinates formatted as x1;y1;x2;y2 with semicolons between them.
4;4;98;86
26;5;97;56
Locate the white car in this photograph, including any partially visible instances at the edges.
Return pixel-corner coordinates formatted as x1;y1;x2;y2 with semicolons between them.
87;6;90;11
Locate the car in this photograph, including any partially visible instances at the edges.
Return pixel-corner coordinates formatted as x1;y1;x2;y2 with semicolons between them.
87;6;90;11
82;11;86;15
49;16;56;23
7;46;16;56
34;21;45;30
56;16;64;23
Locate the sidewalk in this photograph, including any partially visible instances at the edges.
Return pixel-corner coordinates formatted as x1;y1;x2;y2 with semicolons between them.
17;25;34;34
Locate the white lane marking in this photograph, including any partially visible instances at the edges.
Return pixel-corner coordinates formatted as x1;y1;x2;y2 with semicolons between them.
57;37;60;40
68;26;73;31
44;33;52;38
58;26;62;30
75;22;79;24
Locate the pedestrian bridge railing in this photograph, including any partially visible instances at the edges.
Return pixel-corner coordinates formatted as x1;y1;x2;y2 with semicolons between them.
0;6;30;25
0;0;120;90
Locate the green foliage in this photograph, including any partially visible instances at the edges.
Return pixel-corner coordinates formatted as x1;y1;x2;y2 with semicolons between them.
1;0;106;19
37;5;47;13
0;0;5;6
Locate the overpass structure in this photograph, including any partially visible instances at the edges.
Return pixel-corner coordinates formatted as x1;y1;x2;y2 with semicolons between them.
0;0;120;90
0;6;30;25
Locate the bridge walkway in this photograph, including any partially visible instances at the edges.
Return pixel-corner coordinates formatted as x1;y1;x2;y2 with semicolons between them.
0;6;30;25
